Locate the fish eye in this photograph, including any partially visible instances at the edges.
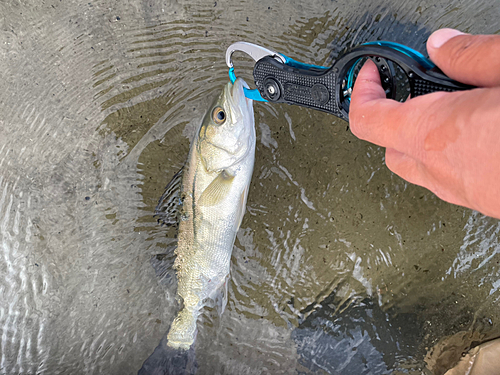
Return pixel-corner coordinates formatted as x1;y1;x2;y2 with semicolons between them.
212;106;226;125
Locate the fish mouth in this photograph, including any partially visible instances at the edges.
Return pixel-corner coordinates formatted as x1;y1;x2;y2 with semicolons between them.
229;77;251;106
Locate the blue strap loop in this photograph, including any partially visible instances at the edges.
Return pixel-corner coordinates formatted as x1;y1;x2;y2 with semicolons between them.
361;41;435;70
280;55;328;71
229;67;267;102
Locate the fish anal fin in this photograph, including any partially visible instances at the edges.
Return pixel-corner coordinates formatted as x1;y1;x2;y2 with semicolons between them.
204;274;230;315
154;166;184;227
198;170;234;207
215;276;229;315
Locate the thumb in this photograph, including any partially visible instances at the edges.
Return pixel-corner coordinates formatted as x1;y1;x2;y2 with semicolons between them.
349;59;400;144
427;28;500;87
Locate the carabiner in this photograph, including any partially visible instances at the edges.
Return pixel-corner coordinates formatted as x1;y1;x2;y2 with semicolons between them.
225;42;286;101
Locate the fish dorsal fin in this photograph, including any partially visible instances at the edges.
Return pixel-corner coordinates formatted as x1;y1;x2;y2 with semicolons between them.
150;245;178;288
154;167;184;227
198;170;234;207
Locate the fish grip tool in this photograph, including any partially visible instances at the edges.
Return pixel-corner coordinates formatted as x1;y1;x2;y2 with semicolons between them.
244;42;475;122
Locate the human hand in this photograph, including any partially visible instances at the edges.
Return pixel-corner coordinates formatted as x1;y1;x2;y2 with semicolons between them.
349;29;500;219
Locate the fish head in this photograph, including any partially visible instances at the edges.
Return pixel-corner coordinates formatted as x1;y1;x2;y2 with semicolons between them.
197;78;255;172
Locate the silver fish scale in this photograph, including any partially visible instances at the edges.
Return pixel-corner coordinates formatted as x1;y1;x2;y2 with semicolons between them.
254;59;340;115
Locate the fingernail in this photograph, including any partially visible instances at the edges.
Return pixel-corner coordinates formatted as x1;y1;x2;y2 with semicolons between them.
428;28;465;49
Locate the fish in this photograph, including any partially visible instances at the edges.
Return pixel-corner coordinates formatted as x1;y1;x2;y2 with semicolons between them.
154;77;255;351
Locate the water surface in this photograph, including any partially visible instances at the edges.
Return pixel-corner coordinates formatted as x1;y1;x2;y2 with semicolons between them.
1;0;500;374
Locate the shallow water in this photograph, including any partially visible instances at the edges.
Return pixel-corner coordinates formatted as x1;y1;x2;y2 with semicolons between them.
1;0;500;374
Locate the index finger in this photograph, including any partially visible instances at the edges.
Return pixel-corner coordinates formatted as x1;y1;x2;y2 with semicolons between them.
427;29;500;87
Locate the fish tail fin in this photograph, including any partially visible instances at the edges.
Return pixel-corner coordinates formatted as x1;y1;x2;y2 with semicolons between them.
138;332;197;375
166;307;200;351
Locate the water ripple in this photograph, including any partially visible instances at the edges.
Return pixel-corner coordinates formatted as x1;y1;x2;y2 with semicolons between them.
1;0;499;374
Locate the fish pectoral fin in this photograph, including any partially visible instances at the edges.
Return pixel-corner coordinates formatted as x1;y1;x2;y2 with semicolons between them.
198;170;234;207
154;166;184;227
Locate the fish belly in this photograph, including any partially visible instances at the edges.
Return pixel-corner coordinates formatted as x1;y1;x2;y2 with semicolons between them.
167;187;239;349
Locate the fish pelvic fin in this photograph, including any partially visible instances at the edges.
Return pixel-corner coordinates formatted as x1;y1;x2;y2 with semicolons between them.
235;185;248;231
155;166;184;227
167;307;200;351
